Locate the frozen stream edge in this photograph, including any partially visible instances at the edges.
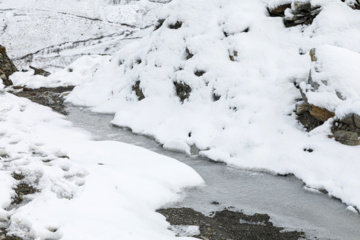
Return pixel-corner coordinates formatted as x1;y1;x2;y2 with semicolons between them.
66;105;360;240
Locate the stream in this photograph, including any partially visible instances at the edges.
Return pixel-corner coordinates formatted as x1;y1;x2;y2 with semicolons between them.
66;105;360;240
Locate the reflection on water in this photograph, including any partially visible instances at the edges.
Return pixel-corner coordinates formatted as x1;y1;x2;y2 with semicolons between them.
67;106;360;240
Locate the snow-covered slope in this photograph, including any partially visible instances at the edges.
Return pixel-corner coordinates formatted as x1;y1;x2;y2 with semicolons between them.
0;92;203;239
0;0;161;71
66;0;360;210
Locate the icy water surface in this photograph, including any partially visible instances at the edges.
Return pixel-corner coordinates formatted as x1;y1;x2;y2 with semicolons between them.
67;106;360;240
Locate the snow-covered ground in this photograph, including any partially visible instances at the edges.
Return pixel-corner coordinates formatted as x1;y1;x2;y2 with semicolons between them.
2;0;360;238
0;0;160;71
0;92;203;239
64;0;360;211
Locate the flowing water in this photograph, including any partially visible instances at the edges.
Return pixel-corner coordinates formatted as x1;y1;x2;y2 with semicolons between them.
67;106;360;240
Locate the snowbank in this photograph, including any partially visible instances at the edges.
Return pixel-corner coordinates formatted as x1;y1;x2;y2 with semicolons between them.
10;55;110;88
0;92;203;239
66;0;360;210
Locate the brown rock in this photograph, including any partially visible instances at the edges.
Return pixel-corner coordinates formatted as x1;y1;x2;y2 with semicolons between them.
268;4;292;17
309;104;335;122
309;48;317;62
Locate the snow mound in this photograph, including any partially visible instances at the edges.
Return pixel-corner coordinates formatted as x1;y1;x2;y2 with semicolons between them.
10;55;110;88
0;92;203;239
304;45;360;117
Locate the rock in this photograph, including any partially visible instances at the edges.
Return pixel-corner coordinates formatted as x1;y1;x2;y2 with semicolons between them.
229;50;238;62
340;114;355;126
194;70;205;77
168;21;182;29
268;3;292;17
186;48;194;60
0;45;18;86
354;114;360;129
132;80;145;101
333;130;360;146
309;104;335;122
0;69;13;86
283;2;321;28
309;48;317;62
154;19;165;31
174;81;191;102
29;66;51;77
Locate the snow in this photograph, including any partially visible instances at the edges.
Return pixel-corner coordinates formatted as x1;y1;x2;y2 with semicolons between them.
10;55;111;88
64;0;360;212
3;0;360;238
0;92;203;239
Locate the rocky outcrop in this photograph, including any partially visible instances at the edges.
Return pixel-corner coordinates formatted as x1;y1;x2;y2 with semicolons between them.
296;48;360;146
268;1;321;28
0;45;18;86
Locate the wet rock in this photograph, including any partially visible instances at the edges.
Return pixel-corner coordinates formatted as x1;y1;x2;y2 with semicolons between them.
132;80;145;101
174;81;191;102
0;45;17;86
268;3;292;17
29;66;51;77
157;208;304;240
10;86;74;115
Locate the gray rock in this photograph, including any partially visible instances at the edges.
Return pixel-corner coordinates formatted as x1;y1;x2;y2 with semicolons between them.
354;114;360;129
333;130;360;146
174;81;191;102
283;2;321;28
29;66;51;77
340;114;354;126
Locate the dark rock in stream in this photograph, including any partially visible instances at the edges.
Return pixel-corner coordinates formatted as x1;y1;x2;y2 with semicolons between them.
157;207;305;240
10;86;74;115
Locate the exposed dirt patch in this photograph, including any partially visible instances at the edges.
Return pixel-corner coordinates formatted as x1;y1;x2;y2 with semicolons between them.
10;86;74;115
0;229;22;240
157;207;305;240
11;183;37;205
